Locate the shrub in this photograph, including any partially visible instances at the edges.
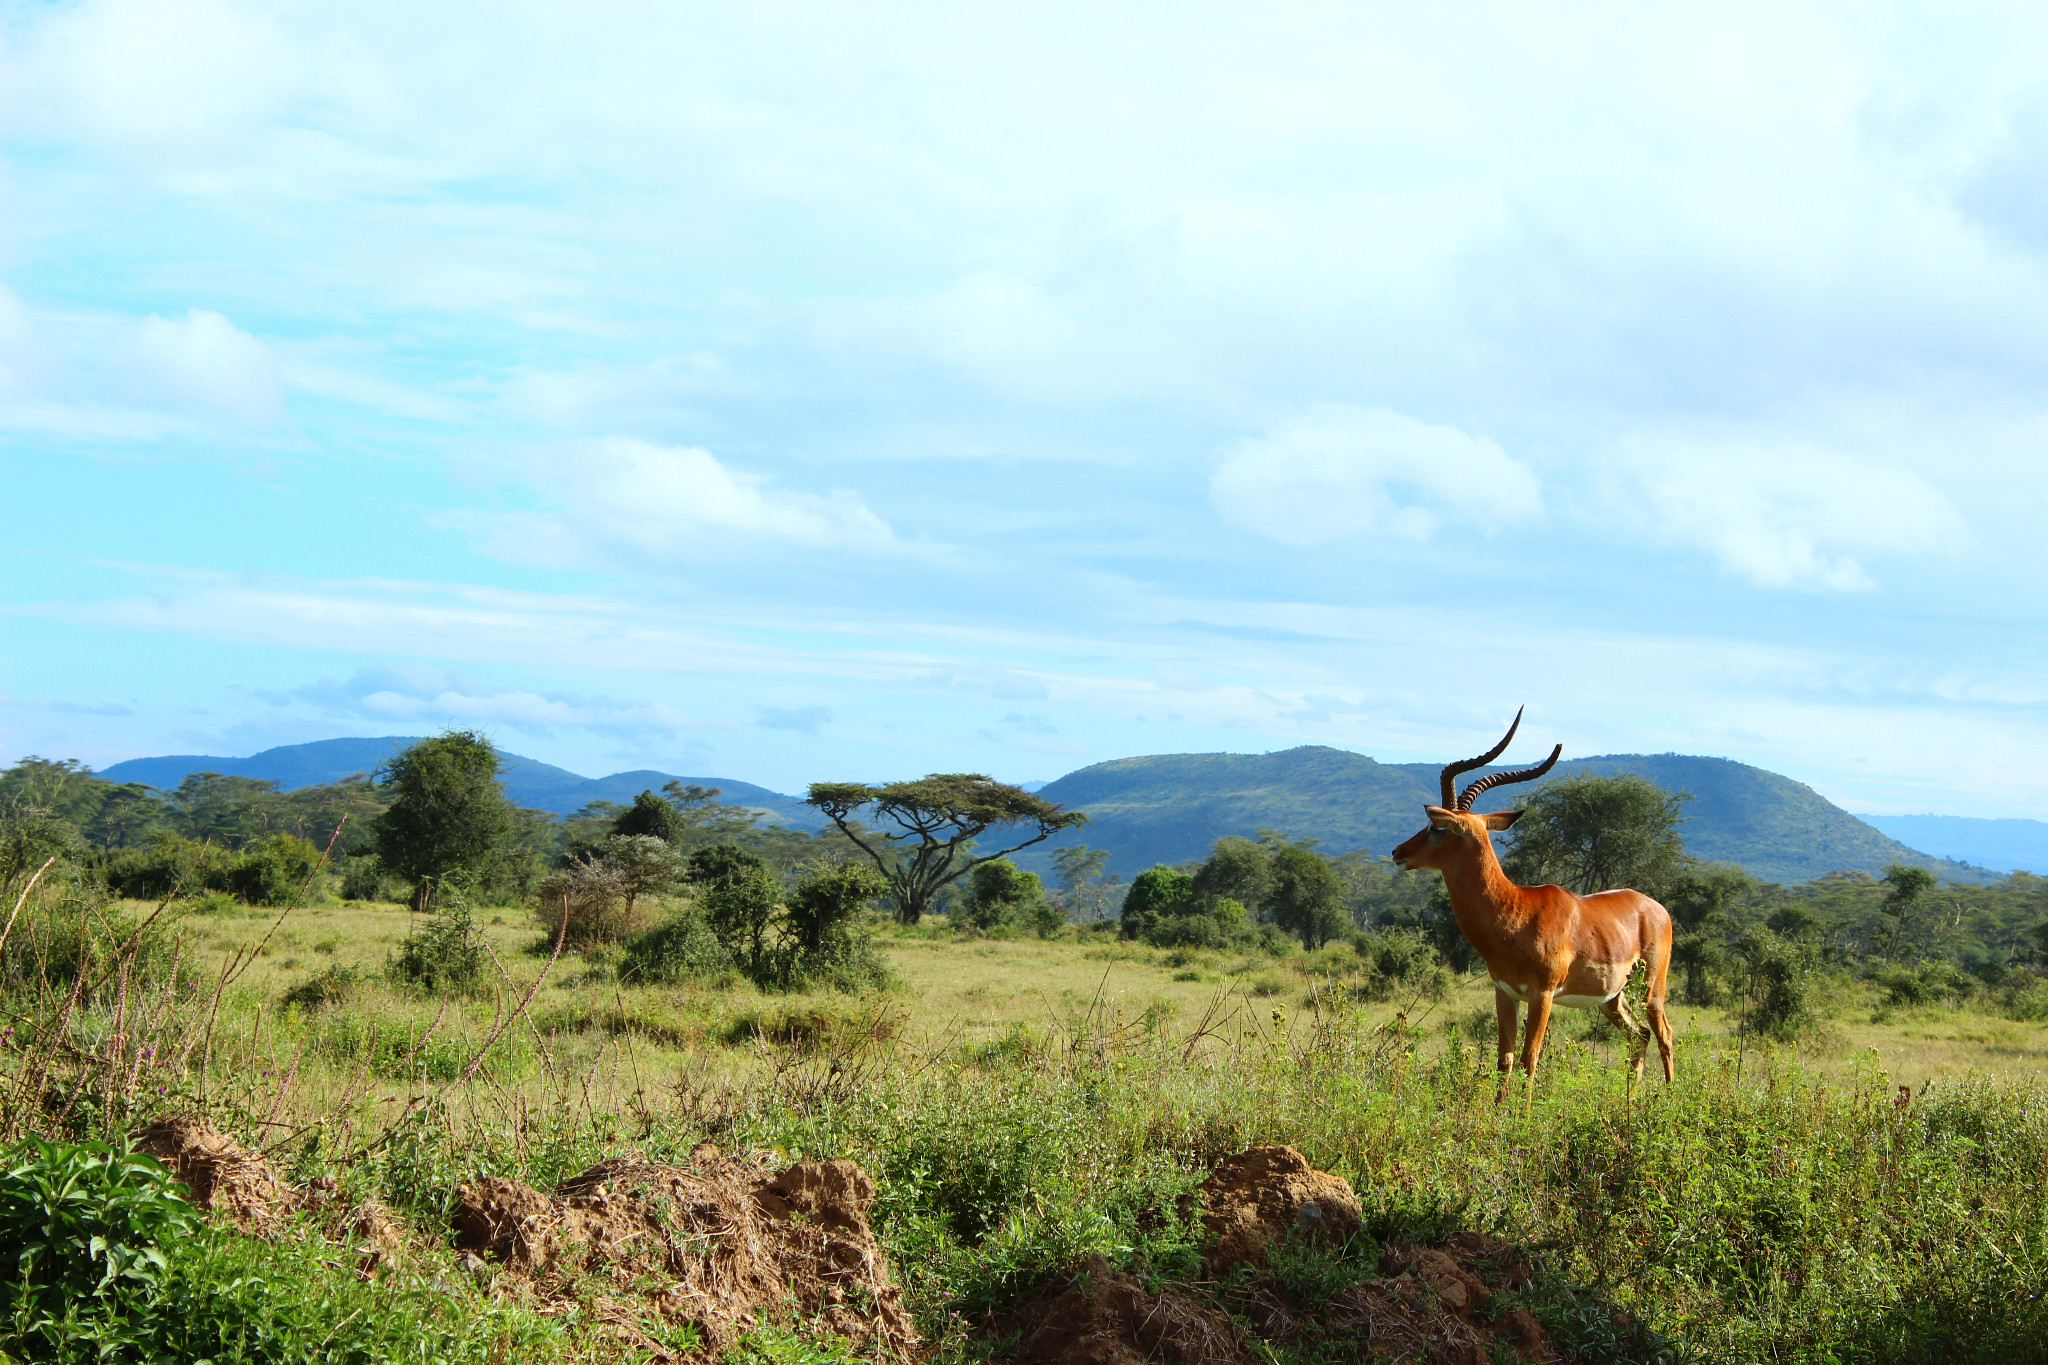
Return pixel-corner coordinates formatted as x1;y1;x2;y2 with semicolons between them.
388;899;490;994
281;962;362;1011
0;1136;199;1361
1135;897;1252;949
1733;929;1820;1041
225;832;324;907
337;853;398;902
1120;866;1193;932
99;834;235;901
0;890;178;1005
1997;971;2048;1022
1350;929;1450;1001
0;800;81;898
1873;959;1978;1009
697;856;782;977
619;908;734;985
536;856;644;949
955;859;1063;937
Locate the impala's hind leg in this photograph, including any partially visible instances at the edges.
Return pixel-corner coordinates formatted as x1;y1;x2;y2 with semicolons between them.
1644;921;1677;1082
1602;992;1652;1081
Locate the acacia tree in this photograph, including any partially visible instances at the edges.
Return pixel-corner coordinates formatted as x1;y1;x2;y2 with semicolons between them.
1499;772;1691;899
372;731;516;912
806;774;1086;924
1051;844;1112;919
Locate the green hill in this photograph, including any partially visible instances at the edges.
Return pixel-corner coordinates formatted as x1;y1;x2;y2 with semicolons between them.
97;737;826;828
1023;746;1994;886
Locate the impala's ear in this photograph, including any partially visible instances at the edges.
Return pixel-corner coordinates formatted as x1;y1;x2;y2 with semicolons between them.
1423;804;1457;829
1480;809;1523;831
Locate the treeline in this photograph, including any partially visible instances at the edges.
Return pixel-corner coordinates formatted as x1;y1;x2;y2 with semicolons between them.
0;738;861;911
1095;771;2048;1028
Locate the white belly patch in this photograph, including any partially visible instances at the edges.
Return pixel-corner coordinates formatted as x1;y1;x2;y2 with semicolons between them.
1494;981;1617;1011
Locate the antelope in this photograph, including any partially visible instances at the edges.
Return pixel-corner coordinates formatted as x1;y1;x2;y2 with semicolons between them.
1390;711;1675;1104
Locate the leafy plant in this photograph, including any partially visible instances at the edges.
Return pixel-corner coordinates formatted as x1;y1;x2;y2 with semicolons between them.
388;897;489;994
0;1136;198;1358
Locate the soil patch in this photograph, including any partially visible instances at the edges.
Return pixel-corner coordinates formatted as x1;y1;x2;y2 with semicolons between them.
133;1113;289;1231
1198;1143;1362;1271
998;1146;1557;1365
1006;1257;1252;1365
452;1142;916;1360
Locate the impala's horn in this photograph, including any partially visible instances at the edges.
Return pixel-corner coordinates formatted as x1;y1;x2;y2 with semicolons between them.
1455;741;1562;812
1438;707;1526;807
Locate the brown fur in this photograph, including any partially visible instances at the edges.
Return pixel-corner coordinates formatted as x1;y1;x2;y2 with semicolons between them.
1392;806;1675;1101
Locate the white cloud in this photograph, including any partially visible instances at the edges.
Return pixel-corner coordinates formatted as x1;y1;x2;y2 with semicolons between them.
0;288;284;435
458;437;893;566
1627;438;1970;590
5;0;304;150
1211;404;1542;546
272;662;700;737
118;310;284;426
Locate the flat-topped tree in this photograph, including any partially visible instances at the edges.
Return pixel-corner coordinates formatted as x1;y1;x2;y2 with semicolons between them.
806;774;1087;925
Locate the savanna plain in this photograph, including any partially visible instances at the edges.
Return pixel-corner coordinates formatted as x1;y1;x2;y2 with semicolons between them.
4;885;2046;1364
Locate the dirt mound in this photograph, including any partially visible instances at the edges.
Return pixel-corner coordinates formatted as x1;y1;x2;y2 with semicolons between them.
1198;1144;1362;1271
1007;1257;1251;1365
133;1114;288;1231
452;1142;915;1359
997;1150;1555;1365
1236;1234;1554;1365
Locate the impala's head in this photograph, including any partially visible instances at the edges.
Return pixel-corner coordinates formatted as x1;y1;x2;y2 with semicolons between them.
1390;707;1561;872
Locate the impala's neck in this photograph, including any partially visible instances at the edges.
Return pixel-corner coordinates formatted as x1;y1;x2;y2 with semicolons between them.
1440;835;1531;931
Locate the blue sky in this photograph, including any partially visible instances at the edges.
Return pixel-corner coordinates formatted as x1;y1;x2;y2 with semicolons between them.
3;1;2047;815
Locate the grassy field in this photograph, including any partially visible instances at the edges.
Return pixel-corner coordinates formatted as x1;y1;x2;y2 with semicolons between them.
180;891;2048;1092
6;890;2048;1364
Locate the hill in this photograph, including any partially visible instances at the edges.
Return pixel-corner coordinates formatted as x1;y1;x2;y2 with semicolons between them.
1021;746;1995;886
1852;813;2048;875
97;737;826;829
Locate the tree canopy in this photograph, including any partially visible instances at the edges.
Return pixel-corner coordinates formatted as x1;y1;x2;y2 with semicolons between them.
1500;772;1692;899
806;774;1086;924
372;731;517;911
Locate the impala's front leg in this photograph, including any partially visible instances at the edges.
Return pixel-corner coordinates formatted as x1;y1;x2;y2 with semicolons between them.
1494;986;1520;1103
1520;991;1555;1112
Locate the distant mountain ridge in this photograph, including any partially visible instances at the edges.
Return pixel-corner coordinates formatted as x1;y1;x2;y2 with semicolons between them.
1852;813;2048;875
98;737;827;829
1021;745;1996;886
95;736;2002;885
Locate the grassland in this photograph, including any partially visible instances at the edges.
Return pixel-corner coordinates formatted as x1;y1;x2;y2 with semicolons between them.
7;889;2048;1364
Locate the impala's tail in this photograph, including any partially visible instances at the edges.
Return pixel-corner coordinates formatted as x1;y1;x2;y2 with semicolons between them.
1643;901;1676;1082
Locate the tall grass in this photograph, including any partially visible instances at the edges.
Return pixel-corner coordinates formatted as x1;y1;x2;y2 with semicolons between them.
1;871;2045;1364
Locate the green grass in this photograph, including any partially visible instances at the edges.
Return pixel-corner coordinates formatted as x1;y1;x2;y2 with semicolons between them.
4;894;2047;1363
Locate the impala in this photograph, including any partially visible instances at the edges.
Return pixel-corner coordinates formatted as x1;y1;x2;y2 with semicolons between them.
1391;711;1675;1104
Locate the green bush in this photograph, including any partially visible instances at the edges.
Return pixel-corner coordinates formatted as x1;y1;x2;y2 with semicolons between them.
0;1136;199;1360
99;833;235;901
619;907;734;985
1734;929;1820;1041
1349;929;1450;1001
281;961;363;1011
1874;959;1979;1009
388;899;490;994
1134;896;1253;949
338;853;398;902
768;860;892;991
226;831;324;907
955;859;1063;937
0;890;178;1005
